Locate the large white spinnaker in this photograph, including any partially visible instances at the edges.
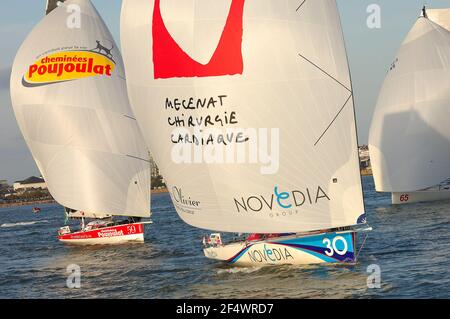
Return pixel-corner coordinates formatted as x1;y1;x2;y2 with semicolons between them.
369;16;450;192
121;0;365;233
11;0;151;217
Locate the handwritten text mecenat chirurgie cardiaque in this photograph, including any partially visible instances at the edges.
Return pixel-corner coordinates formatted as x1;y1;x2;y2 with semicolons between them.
165;95;239;127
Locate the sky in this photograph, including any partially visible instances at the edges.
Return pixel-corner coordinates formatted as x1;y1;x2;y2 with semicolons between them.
0;0;449;183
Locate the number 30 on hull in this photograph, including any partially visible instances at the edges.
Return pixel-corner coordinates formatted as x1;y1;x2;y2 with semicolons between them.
203;231;357;266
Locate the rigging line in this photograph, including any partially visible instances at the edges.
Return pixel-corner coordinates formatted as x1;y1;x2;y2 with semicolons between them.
314;93;352;146
356;233;369;261
298;53;352;93
126;154;151;163
296;0;306;12
123;114;136;120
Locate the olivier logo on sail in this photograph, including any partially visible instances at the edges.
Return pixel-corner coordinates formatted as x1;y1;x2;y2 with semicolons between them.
171;186;201;214
23;41;116;87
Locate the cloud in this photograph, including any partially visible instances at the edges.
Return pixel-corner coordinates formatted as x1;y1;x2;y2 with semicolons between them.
0;66;11;90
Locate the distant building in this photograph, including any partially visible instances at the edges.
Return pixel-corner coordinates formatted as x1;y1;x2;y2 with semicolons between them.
148;152;161;178
13;176;47;192
0;180;8;189
358;145;372;171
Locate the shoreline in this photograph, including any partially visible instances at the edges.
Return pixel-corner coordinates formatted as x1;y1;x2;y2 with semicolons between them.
0;199;56;209
1;189;170;209
152;188;169;194
361;169;373;177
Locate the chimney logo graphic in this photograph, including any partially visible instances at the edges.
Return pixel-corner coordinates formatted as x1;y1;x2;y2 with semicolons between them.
152;0;245;79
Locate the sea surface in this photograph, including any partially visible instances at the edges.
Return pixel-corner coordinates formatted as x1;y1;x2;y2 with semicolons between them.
1;176;450;299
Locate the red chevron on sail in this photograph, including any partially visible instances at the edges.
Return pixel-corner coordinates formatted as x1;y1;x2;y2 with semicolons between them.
152;0;245;79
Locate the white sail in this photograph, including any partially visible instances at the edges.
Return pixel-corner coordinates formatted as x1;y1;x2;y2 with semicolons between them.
428;9;450;31
121;0;365;232
10;0;151;217
369;17;450;192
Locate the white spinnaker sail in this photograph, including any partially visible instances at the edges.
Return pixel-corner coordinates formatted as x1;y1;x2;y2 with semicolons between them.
369;17;450;192
121;0;365;232
11;0;151;217
428;9;450;31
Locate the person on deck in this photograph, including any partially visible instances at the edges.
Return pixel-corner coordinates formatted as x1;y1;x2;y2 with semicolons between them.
246;233;264;241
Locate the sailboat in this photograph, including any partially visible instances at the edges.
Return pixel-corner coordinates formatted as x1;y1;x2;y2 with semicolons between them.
369;6;450;205
121;0;370;265
10;0;151;245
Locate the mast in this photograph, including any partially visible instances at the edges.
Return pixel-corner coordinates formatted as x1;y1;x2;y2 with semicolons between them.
422;5;428;18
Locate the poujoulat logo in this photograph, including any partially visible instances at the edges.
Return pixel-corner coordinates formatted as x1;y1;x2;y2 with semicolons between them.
23;48;115;87
234;186;330;213
98;229;124;238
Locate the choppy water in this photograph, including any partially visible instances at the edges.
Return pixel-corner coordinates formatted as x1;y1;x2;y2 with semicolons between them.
1;176;449;299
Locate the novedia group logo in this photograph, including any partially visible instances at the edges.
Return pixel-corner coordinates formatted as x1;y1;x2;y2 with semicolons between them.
23;41;116;87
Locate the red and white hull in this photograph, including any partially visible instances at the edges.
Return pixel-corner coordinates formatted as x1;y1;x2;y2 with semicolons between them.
58;223;144;245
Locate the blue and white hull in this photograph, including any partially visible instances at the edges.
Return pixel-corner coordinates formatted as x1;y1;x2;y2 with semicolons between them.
203;231;357;266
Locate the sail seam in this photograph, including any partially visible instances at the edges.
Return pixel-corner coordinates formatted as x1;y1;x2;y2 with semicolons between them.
298;53;352;93
314;93;352;146
123;114;137;120
126;155;151;163
296;0;307;12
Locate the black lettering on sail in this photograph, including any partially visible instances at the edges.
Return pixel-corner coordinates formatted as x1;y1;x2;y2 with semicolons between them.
306;188;313;204
316;186;330;203
165;98;174;109
292;191;306;207
247;196;263;212
234;198;247;212
261;195;275;210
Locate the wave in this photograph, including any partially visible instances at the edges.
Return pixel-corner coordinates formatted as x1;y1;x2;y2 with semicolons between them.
1;220;49;228
216;266;262;275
